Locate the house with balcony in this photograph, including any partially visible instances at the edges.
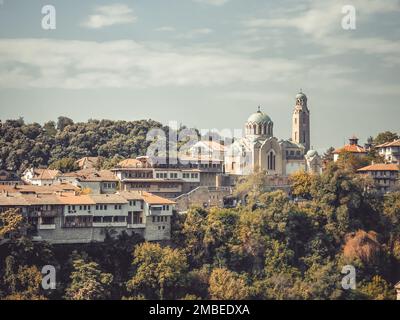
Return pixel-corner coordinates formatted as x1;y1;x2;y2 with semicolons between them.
376;139;400;164
0;189;175;244
357;163;399;193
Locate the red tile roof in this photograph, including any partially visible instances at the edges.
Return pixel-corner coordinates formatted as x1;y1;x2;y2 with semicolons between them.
357;163;399;172
333;144;366;154
376;139;400;148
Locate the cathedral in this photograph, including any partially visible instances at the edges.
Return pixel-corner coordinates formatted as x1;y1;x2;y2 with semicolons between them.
225;91;322;176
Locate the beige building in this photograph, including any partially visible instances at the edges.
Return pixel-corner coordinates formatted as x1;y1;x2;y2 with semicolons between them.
225;91;321;177
0;189;175;243
357;163;399;193
376;139;400;164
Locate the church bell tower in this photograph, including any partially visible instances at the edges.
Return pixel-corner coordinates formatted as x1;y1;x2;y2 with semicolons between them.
292;90;310;152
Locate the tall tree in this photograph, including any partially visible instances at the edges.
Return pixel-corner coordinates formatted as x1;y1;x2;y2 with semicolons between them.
65;259;113;300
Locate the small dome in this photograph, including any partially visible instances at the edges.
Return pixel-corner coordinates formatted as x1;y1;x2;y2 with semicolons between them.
247;109;272;124
296;91;307;100
306;149;318;158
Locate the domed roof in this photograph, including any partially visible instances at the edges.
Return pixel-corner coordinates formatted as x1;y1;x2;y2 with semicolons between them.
247;108;272;124
306;149;318;158
296;91;307;100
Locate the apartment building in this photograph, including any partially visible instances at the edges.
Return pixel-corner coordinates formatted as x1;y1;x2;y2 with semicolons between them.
357;163;399;193
59;169;118;194
112;155;224;198
376;139;400;164
0;190;175;244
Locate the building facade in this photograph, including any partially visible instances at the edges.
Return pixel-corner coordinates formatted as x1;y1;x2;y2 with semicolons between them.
0;190;175;244
224;91;321;177
357;163;399;193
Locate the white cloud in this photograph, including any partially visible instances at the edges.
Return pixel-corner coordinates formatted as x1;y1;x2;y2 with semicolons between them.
0;38;303;89
176;28;214;39
242;0;400;64
193;0;230;6
155;26;176;32
82;4;137;29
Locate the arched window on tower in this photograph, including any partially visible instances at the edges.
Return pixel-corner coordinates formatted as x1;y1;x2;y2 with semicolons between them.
295;132;297;141
303;131;306;143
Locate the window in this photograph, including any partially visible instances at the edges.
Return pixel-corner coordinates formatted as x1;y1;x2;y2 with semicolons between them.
114;216;126;223
41;217;55;225
103;216;112;223
267;151;276;171
93;216;102;223
133;212;142;224
152;216;155;223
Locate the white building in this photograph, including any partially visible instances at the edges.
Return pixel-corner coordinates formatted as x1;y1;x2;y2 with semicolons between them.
376;139;400;164
224;91;321;177
22;168;60;186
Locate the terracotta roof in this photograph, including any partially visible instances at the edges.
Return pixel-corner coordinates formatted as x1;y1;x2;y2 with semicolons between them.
117;191;144;201
76;157;100;169
22;194;62;205
89;194;128;204
57;194;95;205
118;159;146;168
0;194;30;206
0;183;79;195
141;191;176;205
31;169;60;180
61;169;117;182
377;139;400;148
357;163;399;172
333;144;367;154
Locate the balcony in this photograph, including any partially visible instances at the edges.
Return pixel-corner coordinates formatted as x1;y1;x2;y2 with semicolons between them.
128;223;146;229
38;224;56;230
92;222;127;228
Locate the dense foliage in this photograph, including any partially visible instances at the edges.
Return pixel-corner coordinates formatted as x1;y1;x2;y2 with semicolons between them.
1;163;399;300
0;117;163;173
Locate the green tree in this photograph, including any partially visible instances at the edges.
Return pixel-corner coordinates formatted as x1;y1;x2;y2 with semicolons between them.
65;259;113;300
127;243;188;300
48;157;79;173
373;131;398;146
208;267;250;300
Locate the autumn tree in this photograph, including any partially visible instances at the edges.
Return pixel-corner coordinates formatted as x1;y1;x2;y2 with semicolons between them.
0;209;24;239
208;267;250;300
2;256;46;300
65;259;113;300
127;243;188;300
289;171;316;200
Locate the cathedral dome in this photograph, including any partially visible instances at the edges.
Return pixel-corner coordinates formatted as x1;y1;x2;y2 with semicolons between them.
245;107;274;138
296;92;307;100
247;108;272;124
306;149;318;158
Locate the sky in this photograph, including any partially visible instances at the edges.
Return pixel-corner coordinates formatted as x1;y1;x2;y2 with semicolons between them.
0;0;399;152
